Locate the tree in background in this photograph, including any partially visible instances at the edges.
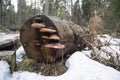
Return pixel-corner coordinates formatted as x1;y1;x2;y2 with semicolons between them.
0;0;3;25
5;1;15;28
43;0;71;20
103;0;120;33
17;0;27;28
109;0;120;19
71;0;82;25
17;0;41;28
0;0;119;33
82;0;93;22
0;0;16;28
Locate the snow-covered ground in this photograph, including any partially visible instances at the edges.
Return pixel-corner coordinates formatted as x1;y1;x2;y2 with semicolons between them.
0;34;120;80
16;46;26;62
97;34;120;45
0;51;120;80
0;32;19;46
96;34;120;60
0;33;19;42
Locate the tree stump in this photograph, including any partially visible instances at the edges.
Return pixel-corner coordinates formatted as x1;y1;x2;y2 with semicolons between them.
20;15;90;63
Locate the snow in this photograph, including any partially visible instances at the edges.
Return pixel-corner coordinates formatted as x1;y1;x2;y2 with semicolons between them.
0;60;11;80
81;50;92;57
16;46;26;62
0;33;19;42
96;34;120;59
97;34;120;45
0;51;120;80
0;34;120;80
101;45;120;55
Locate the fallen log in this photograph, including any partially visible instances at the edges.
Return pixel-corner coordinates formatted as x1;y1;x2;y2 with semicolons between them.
20;15;91;63
0;41;14;50
0;33;20;50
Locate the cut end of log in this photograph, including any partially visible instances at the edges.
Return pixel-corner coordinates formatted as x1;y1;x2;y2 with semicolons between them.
44;43;65;49
31;23;46;29
40;28;56;33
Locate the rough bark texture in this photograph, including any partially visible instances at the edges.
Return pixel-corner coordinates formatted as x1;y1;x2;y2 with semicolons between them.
20;15;90;63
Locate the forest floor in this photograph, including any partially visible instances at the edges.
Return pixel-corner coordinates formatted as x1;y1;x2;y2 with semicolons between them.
0;31;120;80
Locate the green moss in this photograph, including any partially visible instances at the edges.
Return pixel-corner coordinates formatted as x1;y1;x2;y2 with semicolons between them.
17;59;36;72
16;58;67;76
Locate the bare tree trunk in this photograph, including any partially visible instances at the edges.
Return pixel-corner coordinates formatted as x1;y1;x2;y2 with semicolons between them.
0;0;2;25
71;0;73;17
44;0;49;15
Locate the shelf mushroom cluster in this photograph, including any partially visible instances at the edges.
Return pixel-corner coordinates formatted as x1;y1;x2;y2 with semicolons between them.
31;17;65;49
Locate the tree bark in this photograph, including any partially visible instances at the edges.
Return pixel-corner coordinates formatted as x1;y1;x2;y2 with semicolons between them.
20;15;91;63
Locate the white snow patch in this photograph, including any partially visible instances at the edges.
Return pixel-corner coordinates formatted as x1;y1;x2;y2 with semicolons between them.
16;46;26;62
0;33;19;42
97;34;120;45
96;34;120;59
0;51;120;80
99;45;120;60
101;46;120;55
0;60;11;80
81;50;92;57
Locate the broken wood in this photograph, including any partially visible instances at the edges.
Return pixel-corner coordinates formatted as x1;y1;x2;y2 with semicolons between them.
0;33;20;50
20;15;91;63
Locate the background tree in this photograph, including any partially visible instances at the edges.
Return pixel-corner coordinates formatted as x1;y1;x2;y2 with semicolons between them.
0;0;119;34
71;0;82;25
81;0;93;22
0;0;16;28
43;0;70;20
17;0;27;28
0;0;3;25
102;0;120;33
